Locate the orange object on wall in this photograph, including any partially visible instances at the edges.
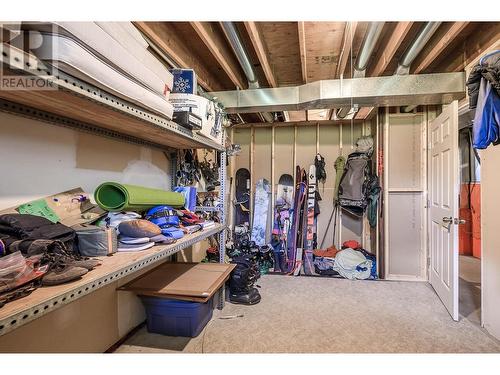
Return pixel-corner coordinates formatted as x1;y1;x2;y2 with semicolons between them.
459;183;481;258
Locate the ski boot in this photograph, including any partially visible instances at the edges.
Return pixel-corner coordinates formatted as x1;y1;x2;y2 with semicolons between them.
228;256;261;305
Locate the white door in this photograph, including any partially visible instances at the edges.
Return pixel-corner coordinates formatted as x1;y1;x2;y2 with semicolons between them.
429;101;459;321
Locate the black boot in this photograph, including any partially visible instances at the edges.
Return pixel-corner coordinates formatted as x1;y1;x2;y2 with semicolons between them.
229;256;261;305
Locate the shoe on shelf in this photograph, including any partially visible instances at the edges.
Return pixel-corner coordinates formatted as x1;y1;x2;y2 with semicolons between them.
42;265;88;286
64;258;102;270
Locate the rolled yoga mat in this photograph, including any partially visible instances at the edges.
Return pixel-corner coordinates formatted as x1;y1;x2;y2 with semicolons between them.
94;182;185;212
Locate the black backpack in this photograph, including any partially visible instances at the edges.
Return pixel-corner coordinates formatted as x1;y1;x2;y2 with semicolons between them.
337;152;374;215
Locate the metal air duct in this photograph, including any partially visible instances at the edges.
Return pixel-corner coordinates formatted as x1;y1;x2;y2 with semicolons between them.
337;22;385;118
396;22;442;75
221;22;274;123
208;72;466;113
397;22;442;112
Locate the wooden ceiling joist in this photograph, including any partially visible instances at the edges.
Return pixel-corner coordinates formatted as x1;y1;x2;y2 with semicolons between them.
244;22;277;88
298;21;307;83
370;21;413;77
190;22;247;89
412;22;470;74
336;22;358;78
134;22;222;91
355;107;376;120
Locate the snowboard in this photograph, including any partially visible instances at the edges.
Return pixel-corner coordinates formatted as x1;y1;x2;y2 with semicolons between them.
251;178;271;246
234;168;250;226
272;174;294;272
303;164;317;275
277;174;294;207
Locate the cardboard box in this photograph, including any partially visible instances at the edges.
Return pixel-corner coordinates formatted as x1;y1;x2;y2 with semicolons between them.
169;93;224;145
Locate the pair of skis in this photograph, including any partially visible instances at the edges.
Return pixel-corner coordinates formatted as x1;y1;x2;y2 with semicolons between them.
286;165;317;276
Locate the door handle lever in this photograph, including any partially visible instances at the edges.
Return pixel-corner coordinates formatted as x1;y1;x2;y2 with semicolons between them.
454;218;466;225
442;217;453;223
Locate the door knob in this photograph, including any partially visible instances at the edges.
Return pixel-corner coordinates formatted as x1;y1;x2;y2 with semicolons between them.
442;217;453;223
454;218;467;225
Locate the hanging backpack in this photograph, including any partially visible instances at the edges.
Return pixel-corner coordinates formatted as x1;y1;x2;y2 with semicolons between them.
337;152;373;215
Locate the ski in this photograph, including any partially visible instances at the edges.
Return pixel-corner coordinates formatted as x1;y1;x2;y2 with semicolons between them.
287;166;305;274
291;168;308;276
303;164;317;275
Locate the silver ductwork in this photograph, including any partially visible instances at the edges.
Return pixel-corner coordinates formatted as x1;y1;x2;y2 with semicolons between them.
337;22;385;119
397;22;442;112
221;22;274;123
221;22;259;89
354;22;385;77
396;22;441;75
208;72;465;113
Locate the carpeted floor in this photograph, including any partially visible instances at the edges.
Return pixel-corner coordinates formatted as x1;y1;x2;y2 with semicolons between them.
459;255;481;326
115;275;500;353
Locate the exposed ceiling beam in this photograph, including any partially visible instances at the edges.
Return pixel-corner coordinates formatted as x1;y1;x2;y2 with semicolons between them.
298;21;307;83
134;22;222;91
336;22;358;78
370;22;413;77
190;22;247;89
355;107;376;120
413;22;470;74
444;23;500;72
244;22;277;88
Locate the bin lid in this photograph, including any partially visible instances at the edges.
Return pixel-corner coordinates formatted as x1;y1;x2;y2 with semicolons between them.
118;262;235;302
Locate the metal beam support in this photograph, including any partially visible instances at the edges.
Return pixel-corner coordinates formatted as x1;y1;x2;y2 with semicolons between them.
217;138;227;310
209;72;466;113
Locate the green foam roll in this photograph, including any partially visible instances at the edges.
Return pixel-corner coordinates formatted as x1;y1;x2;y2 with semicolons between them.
94;182;185;212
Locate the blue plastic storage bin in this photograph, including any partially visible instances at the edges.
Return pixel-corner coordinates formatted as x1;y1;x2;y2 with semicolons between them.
140;296;213;337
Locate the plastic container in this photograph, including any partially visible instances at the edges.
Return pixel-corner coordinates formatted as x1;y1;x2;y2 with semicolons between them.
140;296;213;337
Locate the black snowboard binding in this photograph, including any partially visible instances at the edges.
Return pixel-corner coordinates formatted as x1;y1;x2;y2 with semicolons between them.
228;255;261;305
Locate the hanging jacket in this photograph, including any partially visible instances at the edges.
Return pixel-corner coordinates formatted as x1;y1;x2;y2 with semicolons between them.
467;51;500;109
472;78;500;149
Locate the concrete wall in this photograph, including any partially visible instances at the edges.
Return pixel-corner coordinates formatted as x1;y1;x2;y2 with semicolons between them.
0;112;171;210
0;111;172;351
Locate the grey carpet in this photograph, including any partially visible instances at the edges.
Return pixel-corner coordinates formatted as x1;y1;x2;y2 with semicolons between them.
116;275;500;353
459;255;482;326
